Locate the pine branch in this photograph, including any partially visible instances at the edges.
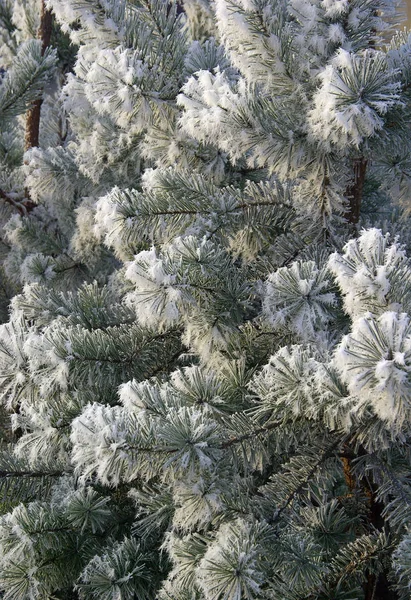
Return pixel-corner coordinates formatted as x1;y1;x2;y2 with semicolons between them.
136;200;288;218
219;420;281;448
307;531;395;600
146;348;185;378
0;469;66;478
64;328;181;366
0;188;33;216
124;420;282;456
272;439;343;522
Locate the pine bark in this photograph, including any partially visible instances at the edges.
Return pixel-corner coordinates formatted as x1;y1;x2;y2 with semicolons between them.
24;1;53;151
345;158;367;225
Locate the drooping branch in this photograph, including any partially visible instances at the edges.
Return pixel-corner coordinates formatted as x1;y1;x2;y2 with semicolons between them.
25;1;53;151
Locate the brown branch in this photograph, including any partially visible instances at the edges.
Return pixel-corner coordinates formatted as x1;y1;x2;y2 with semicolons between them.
0;188;33;216
20;2;54;214
25;98;42;150
0;188;21;210
341;443;356;492
345;157;368;225
25;2;53;151
339;445;399;600
342;456;356;490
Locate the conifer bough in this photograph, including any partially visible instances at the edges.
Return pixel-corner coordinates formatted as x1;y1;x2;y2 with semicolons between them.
0;0;411;599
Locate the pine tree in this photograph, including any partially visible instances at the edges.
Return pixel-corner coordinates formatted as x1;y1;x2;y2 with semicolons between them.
1;0;411;598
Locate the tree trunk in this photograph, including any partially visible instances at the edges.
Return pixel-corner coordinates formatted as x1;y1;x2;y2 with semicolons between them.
345;157;367;225
25;1;53;151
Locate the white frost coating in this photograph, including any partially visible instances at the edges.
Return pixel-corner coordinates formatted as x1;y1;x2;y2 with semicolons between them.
125;248;181;327
170;365;224;408
11;0;41;46
83;47;145;129
158;406;222;476
78;537;144;596
20;253;56;285
392;533;411;594
72;197;102;263
46;0;120;46
334;311;411;426
45;0;78;34
289;0;319;34
0;504;39;562
23;148;53;205
0;309;68;412
214;0;286;85
61;52;144;184
71;403;129;485
321;0;349;18
252;345;320;418
119;378;170;415
328;228;407;319
3;213;24;247
0;312;31;408
127;249;173;286
281;0;352;63
62;68;93;118
14;421;69;469
263;261;336;340
309;50;401;149
173;477;223;530
161;532;205;591
178;69;241;146
182;318;230;366
94;190;123;249
141;167;162;192
327;23;345;43
23;329;69;393
118;379;150;413
196;519;265;600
